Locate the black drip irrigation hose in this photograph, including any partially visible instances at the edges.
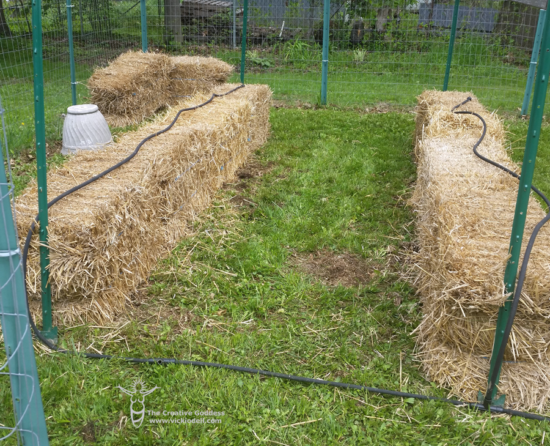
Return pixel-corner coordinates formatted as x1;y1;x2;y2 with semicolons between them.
21;90;550;423
453;98;550;411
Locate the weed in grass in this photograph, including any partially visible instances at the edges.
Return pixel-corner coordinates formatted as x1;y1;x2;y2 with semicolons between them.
353;48;367;64
246;50;273;69
278;39;317;66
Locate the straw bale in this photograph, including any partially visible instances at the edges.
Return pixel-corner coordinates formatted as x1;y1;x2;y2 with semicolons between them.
419;334;550;412
88;51;174;128
422;311;550;363
88;51;234;128
170;56;233;99
411;90;550;410
17;84;271;324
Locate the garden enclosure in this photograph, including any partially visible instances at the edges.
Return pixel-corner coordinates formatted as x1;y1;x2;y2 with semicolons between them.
0;0;547;155
3;0;550;440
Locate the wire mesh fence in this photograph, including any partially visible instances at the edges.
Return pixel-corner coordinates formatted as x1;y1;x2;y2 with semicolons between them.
0;0;544;156
233;0;540;109
0;96;49;445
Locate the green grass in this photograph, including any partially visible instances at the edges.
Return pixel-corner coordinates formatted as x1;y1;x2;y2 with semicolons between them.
0;60;93;154
507;119;550;198
2;108;549;444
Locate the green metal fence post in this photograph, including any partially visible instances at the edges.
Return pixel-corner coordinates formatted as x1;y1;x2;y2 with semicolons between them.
443;0;460;92
240;0;249;83
484;7;550;407
67;0;77;106
521;9;546;117
31;0;57;341
0;107;50;445
320;0;330;105
141;0;148;52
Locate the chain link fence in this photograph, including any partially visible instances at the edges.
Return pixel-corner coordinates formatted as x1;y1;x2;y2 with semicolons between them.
0;0;544;155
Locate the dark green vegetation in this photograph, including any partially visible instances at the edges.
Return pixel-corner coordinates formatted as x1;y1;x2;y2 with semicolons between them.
1;108;548;444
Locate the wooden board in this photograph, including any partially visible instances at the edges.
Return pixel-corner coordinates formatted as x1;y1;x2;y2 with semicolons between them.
181;0;232;19
513;0;547;9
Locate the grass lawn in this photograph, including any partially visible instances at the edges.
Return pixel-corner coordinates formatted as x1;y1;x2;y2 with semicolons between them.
508;119;550;196
2;107;549;444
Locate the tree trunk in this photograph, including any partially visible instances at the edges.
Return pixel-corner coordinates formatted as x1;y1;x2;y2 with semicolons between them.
164;0;182;44
0;0;12;37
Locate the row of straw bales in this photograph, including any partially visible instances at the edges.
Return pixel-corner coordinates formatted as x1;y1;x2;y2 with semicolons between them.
17;84;271;324
411;90;550;411
87;51;234;127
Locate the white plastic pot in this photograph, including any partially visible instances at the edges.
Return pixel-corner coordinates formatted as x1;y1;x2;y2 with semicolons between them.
61;104;112;155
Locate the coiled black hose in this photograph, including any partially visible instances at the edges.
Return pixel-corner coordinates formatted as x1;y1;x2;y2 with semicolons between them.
452;98;550;410
21;90;550;423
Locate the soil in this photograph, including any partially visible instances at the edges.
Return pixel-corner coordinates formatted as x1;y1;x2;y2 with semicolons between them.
291;250;373;288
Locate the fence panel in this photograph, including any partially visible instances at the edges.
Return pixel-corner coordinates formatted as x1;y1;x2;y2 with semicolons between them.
0;96;49;445
444;0;539;110
144;0;538;110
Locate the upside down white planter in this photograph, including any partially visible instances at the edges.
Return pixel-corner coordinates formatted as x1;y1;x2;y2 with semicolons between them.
61;104;112;155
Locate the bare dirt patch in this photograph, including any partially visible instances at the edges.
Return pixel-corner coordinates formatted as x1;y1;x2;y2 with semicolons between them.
222;155;275;211
229;194;257;208
80;421;97;443
235;156;274;181
223;156;274;192
291;250;373;287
